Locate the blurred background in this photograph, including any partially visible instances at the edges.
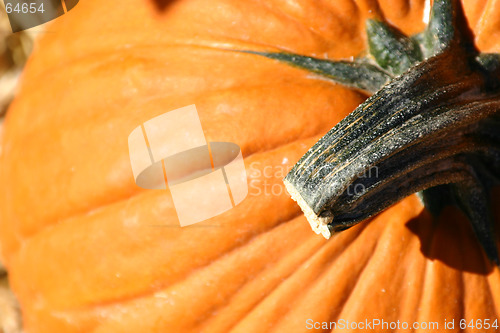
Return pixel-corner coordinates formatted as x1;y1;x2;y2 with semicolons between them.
0;3;32;333
0;4;33;117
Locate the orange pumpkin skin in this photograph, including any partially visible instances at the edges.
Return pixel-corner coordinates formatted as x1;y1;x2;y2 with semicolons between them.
1;0;500;332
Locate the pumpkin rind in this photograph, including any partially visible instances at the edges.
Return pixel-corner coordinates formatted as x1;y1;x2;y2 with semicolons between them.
0;0;499;332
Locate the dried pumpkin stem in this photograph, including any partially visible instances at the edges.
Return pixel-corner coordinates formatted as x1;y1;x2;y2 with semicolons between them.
244;0;500;264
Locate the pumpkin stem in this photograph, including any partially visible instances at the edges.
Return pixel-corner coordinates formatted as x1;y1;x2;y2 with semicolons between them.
240;51;391;93
243;0;500;265
452;162;500;265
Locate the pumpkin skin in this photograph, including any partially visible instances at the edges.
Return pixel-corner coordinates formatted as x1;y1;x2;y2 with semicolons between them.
1;0;500;332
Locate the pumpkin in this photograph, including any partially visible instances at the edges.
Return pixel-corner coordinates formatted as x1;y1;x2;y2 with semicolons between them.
0;0;499;332
272;0;500;264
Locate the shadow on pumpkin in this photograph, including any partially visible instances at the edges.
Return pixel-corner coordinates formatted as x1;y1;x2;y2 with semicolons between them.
405;191;500;275
150;0;178;11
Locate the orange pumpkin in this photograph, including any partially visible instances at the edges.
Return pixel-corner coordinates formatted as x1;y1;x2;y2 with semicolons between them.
0;0;499;332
